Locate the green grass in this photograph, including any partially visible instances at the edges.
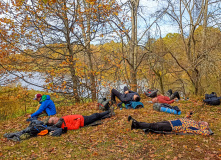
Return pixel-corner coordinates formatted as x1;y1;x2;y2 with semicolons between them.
0;98;221;159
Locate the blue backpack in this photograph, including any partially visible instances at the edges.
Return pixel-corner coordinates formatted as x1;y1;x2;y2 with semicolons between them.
153;103;181;115
118;101;144;109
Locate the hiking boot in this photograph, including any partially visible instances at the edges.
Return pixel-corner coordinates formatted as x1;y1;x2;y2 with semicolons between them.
131;120;138;130
128;115;132;122
128;115;138;122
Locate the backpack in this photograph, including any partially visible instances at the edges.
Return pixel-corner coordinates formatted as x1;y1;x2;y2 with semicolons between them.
97;98;110;111
203;92;221;105
118;101;144;109
205;92;217;99
153;103;181;115
27;120;48;136
144;89;158;98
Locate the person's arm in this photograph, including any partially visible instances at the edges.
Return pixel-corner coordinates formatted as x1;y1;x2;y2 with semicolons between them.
186;127;211;135
164;96;171;101
31;102;47;117
120;96;134;103
124;86;139;95
50;128;63;136
128;90;136;93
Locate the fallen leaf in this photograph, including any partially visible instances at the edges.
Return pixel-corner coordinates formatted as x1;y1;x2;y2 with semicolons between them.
178;154;182;158
93;152;98;156
173;156;178;160
195;147;203;153
66;154;71;158
166;155;170;158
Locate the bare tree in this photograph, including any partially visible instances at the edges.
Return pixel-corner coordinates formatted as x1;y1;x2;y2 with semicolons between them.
165;0;221;95
108;0;167;91
0;0;118;101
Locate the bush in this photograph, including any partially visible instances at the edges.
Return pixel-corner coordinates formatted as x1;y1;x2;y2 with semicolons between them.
0;85;37;120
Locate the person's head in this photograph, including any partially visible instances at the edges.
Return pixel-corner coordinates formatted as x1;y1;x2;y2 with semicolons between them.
152;97;158;103
198;121;209;129
48;117;60;125
33;94;42;102
133;95;140;102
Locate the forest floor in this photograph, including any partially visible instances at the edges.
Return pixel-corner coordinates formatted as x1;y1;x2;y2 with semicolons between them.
0;97;221;160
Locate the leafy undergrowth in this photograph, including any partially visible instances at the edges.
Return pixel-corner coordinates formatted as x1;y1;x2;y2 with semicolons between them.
0;98;221;160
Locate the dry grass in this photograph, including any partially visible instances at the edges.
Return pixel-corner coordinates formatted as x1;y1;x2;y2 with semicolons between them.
0;98;221;160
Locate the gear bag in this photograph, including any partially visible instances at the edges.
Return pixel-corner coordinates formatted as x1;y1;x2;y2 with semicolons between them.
118;101;144;109
28;120;48;136
144;89;158;98
97;97;110;111
153;103;181;115
203;92;221;105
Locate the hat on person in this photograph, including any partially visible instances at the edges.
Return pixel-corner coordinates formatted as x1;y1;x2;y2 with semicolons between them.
33;94;42;100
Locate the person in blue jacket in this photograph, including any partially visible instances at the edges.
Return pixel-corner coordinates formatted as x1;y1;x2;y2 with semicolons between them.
27;94;56;121
110;86;140;105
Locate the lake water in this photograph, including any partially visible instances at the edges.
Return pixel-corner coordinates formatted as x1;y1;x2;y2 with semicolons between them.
1;71;148;98
1;71;46;91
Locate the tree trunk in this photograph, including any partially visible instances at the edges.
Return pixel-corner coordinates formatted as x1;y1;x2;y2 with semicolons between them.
63;3;80;102
69;63;80;102
192;68;200;95
159;76;164;95
87;52;96;101
129;0;139;91
81;0;97;101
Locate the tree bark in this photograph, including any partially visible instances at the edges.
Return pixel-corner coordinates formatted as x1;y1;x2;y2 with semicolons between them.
130;0;139;91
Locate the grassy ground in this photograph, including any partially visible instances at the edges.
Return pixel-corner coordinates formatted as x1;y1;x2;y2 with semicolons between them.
0;98;221;160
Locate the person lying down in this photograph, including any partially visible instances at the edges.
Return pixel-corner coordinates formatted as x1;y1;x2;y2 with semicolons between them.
128;112;213;136
4;109;115;141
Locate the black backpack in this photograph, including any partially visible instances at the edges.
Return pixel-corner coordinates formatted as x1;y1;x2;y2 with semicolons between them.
144;89;158;98
203;92;221;105
27;120;48;136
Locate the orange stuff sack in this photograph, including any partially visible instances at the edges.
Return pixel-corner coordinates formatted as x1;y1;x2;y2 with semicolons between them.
37;129;48;136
